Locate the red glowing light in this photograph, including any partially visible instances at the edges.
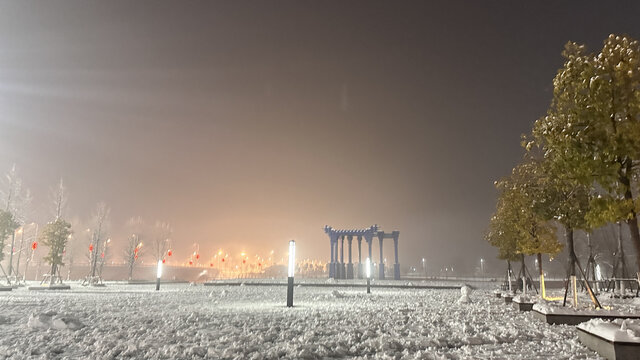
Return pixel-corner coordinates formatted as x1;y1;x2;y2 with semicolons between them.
134;248;139;254
209;263;213;267
31;242;38;250
196;254;200;260
89;244;94;252
221;258;225;262
242;259;246;264
188;260;193;265
258;263;262;267
162;258;166;263
167;250;172;257
134;255;138;260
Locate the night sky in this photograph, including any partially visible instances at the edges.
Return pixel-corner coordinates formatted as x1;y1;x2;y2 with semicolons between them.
0;1;638;272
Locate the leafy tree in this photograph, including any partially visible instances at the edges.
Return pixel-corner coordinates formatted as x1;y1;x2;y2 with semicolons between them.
486;181;522;290
532;35;640;272
499;158;563;277
39;218;72;284
488;157;563;293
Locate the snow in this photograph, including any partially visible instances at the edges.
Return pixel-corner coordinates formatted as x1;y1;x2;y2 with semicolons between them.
578;318;640;343
0;282;602;359
512;295;533;304
457;285;472;304
533;295;640;317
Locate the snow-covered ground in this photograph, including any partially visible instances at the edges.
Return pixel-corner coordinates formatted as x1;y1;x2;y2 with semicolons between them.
0;282;602;359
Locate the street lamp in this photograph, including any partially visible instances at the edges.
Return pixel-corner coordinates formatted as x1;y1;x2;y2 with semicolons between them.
480;258;485;277
287;240;295;307
422;258;426;278
366;257;371;294
156;260;163;291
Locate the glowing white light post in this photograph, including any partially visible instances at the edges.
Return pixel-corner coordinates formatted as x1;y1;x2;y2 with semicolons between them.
156;260;163;291
287;240;296;307
366;257;371;294
287;240;295;307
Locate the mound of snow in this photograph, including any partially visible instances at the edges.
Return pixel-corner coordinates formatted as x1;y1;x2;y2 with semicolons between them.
330;290;345;298
458;285;472;304
28;312;84;331
513;294;533;303
579;318;640;343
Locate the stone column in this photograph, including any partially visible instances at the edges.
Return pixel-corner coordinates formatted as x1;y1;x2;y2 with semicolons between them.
340;235;346;279
393;231;400;280
347;235;354;279
357;236;363;279
378;232;385;280
329;236;335;278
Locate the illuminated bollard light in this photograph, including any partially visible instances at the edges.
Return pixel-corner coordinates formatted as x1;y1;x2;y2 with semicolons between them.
366;257;371;294
156;260;163;291
287;240;295;307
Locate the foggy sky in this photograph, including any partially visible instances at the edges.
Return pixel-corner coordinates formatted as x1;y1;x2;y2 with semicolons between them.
0;1;638;272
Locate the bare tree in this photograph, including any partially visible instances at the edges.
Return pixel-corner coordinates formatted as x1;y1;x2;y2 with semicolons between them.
84;202;109;286
50;179;67;221
1;165;26;282
124;217;145;280
1;164;22;214
97;237;111;279
13;189;33;281
151;221;172;263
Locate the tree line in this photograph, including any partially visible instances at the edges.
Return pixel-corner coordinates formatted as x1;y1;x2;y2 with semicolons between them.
486;34;640;296
0;167;174;285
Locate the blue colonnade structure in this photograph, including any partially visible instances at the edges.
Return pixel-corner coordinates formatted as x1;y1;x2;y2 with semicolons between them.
324;225;400;280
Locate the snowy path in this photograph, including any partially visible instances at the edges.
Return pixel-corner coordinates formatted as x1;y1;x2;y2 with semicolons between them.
0;283;600;359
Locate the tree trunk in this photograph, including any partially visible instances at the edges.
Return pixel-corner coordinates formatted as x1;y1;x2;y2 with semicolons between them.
520;253;526;292
625;215;640;274
506;260;512;293
537;253;543;276
566;227;576;276
620;166;640;274
50;263;56;285
616;222;628;278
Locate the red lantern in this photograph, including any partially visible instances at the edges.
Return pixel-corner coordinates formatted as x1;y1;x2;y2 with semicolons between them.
89;244;94;252
258;263;262;267
162;258;166;264
242;259;246;264
209;263;213;267
134;255;138;260
31;242;38;250
188;260;193;265
221;258;225;262
196;253;200;260
167;250;172;257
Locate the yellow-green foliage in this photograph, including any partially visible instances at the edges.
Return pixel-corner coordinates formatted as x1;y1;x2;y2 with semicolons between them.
533;35;640;228
486;158;564;260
